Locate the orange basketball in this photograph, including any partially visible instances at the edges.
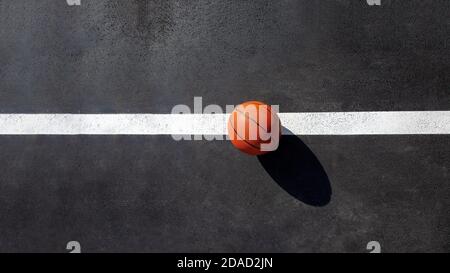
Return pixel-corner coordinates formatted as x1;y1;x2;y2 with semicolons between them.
228;101;281;155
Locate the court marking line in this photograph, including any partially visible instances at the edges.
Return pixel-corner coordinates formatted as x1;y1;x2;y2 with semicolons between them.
0;111;449;135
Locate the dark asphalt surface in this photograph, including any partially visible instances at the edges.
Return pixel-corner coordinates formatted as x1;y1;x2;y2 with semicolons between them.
0;0;449;252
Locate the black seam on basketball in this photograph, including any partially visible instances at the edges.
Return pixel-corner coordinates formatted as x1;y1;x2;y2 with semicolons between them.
234;107;275;132
229;119;263;151
229;120;261;150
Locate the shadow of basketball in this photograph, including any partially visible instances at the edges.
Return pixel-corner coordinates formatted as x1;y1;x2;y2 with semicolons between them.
257;129;332;206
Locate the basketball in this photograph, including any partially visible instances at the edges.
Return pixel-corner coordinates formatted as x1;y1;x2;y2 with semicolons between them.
227;101;281;155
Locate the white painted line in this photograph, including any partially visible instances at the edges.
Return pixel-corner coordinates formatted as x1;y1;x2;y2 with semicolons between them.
0;114;227;135
0;112;449;135
280;111;450;135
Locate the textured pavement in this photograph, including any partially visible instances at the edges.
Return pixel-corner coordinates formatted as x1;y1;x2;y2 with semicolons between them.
0;0;448;252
